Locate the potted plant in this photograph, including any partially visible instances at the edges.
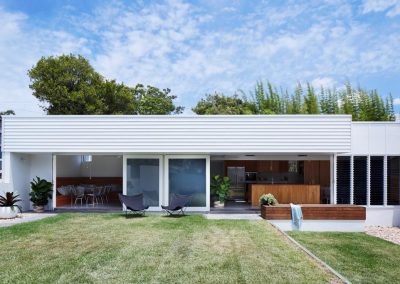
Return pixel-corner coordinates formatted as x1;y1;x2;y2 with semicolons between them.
29;177;53;213
259;193;278;206
211;175;230;208
0;192;22;219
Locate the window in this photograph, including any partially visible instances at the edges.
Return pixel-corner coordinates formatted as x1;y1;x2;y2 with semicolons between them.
370;156;384;205
387;156;400;205
288;161;298;173
353;156;367;205
336;156;350;204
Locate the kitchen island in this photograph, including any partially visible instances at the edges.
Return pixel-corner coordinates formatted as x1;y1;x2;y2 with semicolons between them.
249;184;320;206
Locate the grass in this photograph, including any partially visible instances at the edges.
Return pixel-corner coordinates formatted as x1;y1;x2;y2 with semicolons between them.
288;231;400;284
0;213;333;283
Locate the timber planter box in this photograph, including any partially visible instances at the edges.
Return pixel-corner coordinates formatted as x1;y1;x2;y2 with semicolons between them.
261;204;366;220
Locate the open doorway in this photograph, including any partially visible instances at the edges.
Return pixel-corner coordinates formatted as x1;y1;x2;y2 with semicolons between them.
210;156;331;211
55;155;123;209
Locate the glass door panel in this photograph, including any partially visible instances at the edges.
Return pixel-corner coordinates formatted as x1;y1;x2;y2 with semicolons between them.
168;158;206;207
126;158;160;207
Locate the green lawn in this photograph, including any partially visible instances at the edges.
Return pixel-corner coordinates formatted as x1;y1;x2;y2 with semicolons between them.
0;214;334;283
288;231;400;284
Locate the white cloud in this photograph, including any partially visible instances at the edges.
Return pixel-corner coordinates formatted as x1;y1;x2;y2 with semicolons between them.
393;98;400;105
311;77;337;89
362;0;400;17
0;7;89;115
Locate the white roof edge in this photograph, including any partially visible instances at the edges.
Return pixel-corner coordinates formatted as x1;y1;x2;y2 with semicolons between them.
2;114;353;119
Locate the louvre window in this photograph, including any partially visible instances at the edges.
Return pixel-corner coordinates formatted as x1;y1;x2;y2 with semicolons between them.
387;156;400;205
353;156;367;205
370;156;384;205
336;156;350;204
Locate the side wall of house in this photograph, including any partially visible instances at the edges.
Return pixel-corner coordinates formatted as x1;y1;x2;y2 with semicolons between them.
3;153;53;211
337;122;400;226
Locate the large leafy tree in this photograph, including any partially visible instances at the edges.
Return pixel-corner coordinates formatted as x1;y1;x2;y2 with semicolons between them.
28;55;104;114
133;84;184;115
28;54;183;115
192;93;252;114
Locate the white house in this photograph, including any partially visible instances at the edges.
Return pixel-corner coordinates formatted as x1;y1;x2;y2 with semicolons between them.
0;115;399;226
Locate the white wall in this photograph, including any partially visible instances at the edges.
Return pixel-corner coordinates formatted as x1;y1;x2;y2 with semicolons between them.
351;122;400;155
9;153;31;211
80;155;122;177
2;115;352;153
57;155;122;177
30;154;53;210
366;207;400;226
56;155;81;177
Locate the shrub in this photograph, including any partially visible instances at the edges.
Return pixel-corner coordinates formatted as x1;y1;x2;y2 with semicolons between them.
211;175;230;203
259;193;278;206
29;177;53;206
0;192;22;212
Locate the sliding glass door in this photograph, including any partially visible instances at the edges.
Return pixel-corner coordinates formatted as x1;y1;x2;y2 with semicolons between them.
125;155;162;209
165;155;210;210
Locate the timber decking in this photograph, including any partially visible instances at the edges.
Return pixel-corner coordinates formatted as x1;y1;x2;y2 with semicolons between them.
261;204;366;220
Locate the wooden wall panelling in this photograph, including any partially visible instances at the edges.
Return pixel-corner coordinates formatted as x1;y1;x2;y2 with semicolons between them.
261;204;366;220
250;184;320;205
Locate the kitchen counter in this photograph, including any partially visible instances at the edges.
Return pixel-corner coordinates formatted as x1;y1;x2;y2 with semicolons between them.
249;183;320;206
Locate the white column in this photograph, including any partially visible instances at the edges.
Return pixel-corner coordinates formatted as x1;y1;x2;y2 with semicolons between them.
332;154;337;204
2;152;11;183
367;155;371;206
122;154;127;211
350;155;354;205
384;155;388;206
52;154;57;210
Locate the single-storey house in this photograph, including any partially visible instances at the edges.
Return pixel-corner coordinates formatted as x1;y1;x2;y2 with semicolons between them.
0;115;399;226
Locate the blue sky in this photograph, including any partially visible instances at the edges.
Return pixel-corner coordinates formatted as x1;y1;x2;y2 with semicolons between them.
0;0;399;115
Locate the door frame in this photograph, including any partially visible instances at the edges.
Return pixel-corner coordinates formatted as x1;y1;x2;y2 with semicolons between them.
164;155;210;211
123;154;164;211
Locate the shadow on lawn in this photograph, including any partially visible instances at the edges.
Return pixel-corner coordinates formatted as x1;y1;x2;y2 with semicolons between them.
119;214;149;219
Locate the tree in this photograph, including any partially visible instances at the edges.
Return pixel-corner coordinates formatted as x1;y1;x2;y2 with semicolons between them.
0;110;15;115
193;80;395;121
290;83;303;114
28;54;183;115
304;83;320;114
28;54;104;114
192;93;252;114
132;84;184;115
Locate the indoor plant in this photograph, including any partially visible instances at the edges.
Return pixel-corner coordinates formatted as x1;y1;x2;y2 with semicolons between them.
211;175;230;208
0;192;22;219
259;193;278;206
29;177;53;213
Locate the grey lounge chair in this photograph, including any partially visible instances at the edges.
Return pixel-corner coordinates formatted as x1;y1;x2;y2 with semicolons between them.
161;194;191;216
119;193;149;216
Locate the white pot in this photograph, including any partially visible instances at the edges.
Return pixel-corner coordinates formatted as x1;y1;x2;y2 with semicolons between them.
0;206;19;219
213;200;225;208
33;205;44;213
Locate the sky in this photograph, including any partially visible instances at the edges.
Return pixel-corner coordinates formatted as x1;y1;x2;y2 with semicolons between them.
0;0;399;115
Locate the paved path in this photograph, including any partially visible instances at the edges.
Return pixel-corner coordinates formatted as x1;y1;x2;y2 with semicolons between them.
0;213;57;228
205;213;262;220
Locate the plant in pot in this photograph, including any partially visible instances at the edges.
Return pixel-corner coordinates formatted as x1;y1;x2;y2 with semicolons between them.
259;193;278;206
211;175;230;208
29;177;53;213
0;192;22;219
